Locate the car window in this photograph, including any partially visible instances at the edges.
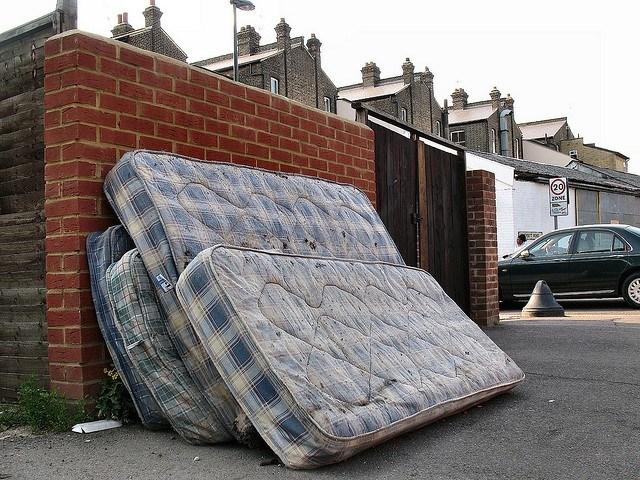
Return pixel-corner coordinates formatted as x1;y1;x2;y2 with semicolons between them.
529;232;574;258
575;231;614;254
613;236;627;252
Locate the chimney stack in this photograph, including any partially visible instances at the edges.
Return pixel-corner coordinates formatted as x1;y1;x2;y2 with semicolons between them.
143;0;162;28
237;25;261;55
111;11;134;37
505;93;514;110
275;18;291;51
451;88;468;110
402;58;414;85
422;66;434;89
490;86;501;110
361;62;380;88
306;33;322;68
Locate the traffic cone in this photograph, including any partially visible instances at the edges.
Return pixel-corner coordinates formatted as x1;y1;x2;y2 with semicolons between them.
521;280;565;317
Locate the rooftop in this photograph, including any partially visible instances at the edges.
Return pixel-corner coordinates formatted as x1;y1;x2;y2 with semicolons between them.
338;77;409;102
194;48;281;71
568;161;640;189
471;150;639;194
191;35;304;70
448;103;496;125
519;117;568;140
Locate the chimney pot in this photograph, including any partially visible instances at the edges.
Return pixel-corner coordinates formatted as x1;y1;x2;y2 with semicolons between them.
112;11;134;37
150;0;155;5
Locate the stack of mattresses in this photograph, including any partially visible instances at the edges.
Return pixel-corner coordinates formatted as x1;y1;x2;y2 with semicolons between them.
88;150;524;468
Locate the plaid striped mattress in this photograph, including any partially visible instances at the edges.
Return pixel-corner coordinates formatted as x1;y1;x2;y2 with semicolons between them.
86;227;166;429
103;150;404;439
176;246;525;469
105;249;231;444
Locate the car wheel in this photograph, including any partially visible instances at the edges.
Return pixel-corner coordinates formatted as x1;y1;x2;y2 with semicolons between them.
622;273;640;309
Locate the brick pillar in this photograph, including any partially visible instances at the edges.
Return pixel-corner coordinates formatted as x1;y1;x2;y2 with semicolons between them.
42;30;376;401
466;170;499;326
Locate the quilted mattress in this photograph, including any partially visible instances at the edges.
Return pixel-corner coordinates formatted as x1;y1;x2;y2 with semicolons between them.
86;226;166;429
176;246;525;469
104;150;404;439
105;249;231;444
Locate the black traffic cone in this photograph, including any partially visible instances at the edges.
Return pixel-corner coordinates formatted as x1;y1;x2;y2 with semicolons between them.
521;280;565;317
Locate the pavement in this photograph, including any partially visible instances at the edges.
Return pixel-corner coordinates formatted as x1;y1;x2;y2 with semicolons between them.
2;319;639;480
501;298;640;324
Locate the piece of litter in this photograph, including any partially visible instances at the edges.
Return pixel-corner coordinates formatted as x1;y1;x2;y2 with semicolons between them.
84;439;91;443
193;456;200;462
548;400;555;403
72;419;122;434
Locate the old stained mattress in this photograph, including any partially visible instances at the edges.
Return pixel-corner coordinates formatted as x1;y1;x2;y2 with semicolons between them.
176;246;525;469
86;226;166;429
105;249;231;444
103;150;404;439
106;249;231;444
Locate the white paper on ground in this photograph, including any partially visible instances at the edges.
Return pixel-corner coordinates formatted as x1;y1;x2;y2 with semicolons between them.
71;420;122;433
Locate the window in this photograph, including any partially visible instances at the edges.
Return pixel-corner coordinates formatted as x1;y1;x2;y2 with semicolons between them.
435;121;441;137
575;231;616;254
400;107;407;122
514;138;521;159
569;149;578;159
450;130;466;146
491;128;497;153
613;236;627;252
270;77;279;94
323;96;332;113
528;232;574;258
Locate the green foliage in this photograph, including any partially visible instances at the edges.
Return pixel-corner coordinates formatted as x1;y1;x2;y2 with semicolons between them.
0;404;22;430
96;367;136;423
0;377;86;433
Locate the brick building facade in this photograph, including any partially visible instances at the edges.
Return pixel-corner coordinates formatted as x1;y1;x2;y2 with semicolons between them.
193;19;337;114
560;138;629;172
338;59;447;137
111;1;187;62
520;116;630;172
448;87;523;159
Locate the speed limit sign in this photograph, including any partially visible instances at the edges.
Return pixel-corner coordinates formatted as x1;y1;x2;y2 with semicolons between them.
549;177;568;216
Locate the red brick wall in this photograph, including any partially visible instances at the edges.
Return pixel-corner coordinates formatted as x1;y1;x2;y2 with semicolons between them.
466;170;499;326
43;31;375;400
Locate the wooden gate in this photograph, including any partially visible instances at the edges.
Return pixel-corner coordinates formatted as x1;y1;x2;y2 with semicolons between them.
371;122;418;266
367;113;470;312
417;141;470;312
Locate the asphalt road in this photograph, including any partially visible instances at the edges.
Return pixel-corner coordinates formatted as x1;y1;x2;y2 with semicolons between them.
2;320;639;480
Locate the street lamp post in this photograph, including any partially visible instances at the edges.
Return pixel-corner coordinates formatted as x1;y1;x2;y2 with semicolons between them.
230;0;255;82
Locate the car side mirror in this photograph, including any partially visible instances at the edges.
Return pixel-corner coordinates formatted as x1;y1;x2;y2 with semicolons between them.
520;249;531;259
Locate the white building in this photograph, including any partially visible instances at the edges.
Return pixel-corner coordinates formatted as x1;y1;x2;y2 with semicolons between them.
466;151;640;258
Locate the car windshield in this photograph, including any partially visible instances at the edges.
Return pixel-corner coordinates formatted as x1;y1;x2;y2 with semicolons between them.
503;244;527;259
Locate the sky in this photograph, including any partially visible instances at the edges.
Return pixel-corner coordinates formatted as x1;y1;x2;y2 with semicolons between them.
3;0;639;173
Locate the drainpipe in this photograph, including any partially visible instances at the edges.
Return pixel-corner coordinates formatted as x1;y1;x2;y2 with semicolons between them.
500;109;512;156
